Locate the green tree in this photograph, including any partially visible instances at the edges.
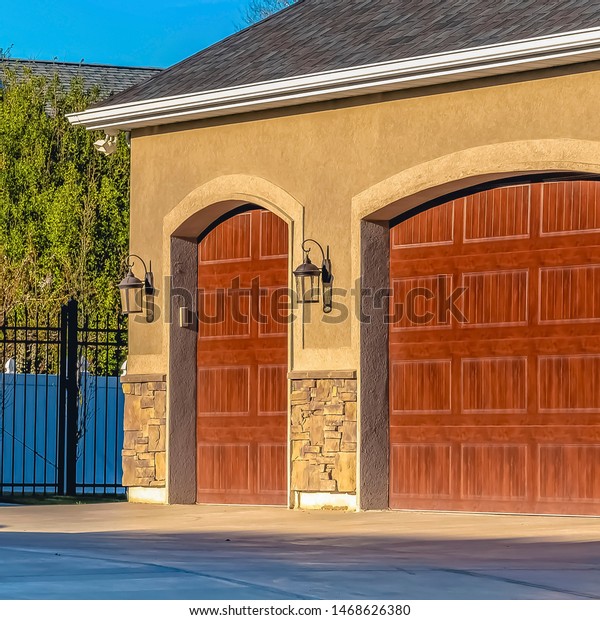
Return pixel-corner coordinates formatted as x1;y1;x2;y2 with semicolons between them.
0;63;130;325
242;0;297;25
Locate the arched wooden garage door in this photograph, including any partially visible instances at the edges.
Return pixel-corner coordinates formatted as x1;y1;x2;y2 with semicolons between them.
390;180;600;515
197;207;288;505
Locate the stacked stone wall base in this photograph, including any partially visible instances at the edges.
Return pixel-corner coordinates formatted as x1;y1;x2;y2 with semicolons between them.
121;374;167;499
289;371;358;510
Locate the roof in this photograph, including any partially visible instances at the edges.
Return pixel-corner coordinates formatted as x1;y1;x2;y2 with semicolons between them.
2;58;161;97
96;0;600;109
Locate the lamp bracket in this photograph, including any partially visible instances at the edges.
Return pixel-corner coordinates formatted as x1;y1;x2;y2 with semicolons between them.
299;238;333;313
125;254;154;295
301;238;325;262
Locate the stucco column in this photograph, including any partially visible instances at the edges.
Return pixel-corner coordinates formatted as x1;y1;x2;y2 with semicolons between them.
167;235;198;504
358;219;390;510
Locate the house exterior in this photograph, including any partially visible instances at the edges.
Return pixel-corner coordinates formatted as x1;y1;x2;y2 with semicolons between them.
71;0;600;514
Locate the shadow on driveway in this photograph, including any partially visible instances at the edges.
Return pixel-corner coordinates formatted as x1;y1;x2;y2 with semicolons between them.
1;526;599;600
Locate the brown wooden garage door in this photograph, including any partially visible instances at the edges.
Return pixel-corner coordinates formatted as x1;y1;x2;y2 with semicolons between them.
390;180;600;515
197;207;288;505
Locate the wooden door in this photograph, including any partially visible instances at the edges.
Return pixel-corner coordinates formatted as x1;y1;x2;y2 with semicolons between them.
197;207;288;505
390;180;600;515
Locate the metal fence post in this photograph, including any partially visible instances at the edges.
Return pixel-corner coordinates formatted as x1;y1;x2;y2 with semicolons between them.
57;305;68;495
65;299;79;496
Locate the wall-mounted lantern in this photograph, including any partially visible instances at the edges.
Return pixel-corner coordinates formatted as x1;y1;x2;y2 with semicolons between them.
118;255;154;322
293;239;333;313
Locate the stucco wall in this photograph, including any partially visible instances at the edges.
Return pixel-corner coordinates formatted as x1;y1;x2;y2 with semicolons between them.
127;63;600;376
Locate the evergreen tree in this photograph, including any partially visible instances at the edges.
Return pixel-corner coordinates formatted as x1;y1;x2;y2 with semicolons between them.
0;64;130;324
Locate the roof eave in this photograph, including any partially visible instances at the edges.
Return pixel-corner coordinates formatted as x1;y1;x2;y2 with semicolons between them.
67;27;600;132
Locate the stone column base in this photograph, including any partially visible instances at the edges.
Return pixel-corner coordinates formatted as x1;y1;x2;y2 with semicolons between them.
289;370;358;510
121;374;167;495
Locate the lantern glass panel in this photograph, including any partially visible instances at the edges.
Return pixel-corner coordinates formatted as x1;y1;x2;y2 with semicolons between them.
308;273;320;304
296;273;320;304
120;285;143;314
294;274;303;303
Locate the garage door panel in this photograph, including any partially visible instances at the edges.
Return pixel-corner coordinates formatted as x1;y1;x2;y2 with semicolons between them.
463;185;532;243
538;355;600;413
258;443;287;496
390;275;454;331
541;180;600;236
539;265;600;324
390;443;453;498
461;357;527;413
258;287;292;338
391;360;451;414
197;366;250;416
392;203;455;248
259;210;289;258
459;269;529;328
197;443;251;493
200;212;252;263
258;365;288;416
460;444;528;500
198;290;252;340
390;180;600;515
538;444;600;502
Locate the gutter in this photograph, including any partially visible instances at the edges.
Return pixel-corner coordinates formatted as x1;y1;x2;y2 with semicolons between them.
68;27;600;131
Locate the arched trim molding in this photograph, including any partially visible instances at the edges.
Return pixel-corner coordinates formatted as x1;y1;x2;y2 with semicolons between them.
353;139;600;223
164;173;304;240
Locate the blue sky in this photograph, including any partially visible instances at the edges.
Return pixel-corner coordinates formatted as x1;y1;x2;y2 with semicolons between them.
1;1;251;68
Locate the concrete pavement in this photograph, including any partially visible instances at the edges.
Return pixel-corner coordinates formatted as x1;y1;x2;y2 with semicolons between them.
0;503;599;599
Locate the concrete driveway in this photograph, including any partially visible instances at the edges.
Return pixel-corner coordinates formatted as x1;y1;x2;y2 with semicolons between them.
0;502;599;600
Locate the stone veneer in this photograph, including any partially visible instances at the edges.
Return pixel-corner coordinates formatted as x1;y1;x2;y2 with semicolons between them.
120;374;167;489
290;371;357;507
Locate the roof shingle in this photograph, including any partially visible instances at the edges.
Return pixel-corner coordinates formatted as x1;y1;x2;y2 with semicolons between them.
2;59;161;98
95;0;600;109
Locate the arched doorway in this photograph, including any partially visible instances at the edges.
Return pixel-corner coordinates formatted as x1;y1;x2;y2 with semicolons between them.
196;206;289;505
389;179;600;515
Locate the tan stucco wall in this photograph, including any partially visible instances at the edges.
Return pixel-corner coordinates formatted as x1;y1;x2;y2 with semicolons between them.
127;63;600;376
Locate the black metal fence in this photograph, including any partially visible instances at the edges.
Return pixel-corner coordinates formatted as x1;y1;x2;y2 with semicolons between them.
0;300;127;497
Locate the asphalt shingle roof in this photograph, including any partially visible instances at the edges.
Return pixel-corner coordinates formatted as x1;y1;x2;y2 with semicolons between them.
2;59;161;98
95;0;600;109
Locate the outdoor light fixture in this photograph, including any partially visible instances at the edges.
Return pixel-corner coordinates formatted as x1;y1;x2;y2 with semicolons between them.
293;239;333;313
94;132;118;156
118;255;154;321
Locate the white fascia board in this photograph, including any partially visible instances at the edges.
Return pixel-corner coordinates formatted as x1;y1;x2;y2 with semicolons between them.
68;27;600;131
